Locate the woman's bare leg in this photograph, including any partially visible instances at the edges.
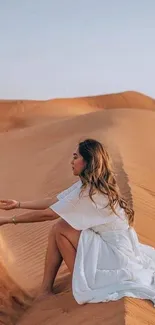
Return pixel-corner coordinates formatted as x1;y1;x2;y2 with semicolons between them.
35;224;62;300
35;220;80;301
55;219;81;274
42;224;63;291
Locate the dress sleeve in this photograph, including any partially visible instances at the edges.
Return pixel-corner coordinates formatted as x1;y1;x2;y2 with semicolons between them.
57;181;81;200
49;182;118;230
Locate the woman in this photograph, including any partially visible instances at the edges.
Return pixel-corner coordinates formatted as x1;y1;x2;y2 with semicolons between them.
0;139;155;306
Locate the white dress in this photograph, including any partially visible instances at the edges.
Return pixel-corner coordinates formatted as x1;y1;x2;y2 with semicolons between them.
50;180;155;306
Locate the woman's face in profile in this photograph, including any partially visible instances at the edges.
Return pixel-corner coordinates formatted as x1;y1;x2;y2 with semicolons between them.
71;148;86;176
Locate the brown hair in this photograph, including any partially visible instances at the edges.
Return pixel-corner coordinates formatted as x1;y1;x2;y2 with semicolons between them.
78;139;134;225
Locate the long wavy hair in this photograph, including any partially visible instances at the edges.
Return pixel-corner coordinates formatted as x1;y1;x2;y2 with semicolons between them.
78;139;134;225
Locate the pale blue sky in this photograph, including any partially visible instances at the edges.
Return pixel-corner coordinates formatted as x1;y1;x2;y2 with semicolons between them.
0;0;155;100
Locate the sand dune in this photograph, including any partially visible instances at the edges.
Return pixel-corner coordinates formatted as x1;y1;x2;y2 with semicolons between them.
0;91;155;324
0;91;155;132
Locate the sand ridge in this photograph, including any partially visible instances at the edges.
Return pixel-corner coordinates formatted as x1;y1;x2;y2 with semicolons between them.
0;91;155;132
0;91;155;324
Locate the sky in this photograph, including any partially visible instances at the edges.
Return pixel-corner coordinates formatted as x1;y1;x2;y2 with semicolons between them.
0;0;155;100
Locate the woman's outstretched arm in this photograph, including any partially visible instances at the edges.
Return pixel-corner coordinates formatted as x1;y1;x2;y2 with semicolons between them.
0;208;59;226
19;197;56;210
0;197;56;211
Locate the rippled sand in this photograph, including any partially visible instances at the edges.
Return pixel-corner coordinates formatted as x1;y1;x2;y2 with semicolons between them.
0;91;155;324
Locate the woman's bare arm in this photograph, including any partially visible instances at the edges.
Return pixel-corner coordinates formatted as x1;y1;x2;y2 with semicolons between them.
4;208;59;225
19;197;56;210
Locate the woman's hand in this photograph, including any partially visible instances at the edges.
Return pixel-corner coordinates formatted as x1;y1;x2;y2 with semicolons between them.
0;216;9;226
0;199;19;210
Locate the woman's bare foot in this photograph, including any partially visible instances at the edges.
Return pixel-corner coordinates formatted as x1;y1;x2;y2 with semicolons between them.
34;288;55;303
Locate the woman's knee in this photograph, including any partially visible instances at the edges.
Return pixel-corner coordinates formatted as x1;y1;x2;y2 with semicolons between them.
49;220;80;240
55;219;81;247
48;220;68;239
48;223;58;239
54;219;71;235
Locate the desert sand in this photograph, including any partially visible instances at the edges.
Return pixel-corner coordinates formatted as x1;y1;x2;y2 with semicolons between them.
0;91;155;324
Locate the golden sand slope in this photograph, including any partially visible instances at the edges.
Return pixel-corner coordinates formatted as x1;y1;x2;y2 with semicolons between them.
0;264;30;325
0;91;155;324
0;91;155;132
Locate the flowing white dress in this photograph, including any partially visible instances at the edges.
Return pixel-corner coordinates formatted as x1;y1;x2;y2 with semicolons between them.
50;180;155;306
